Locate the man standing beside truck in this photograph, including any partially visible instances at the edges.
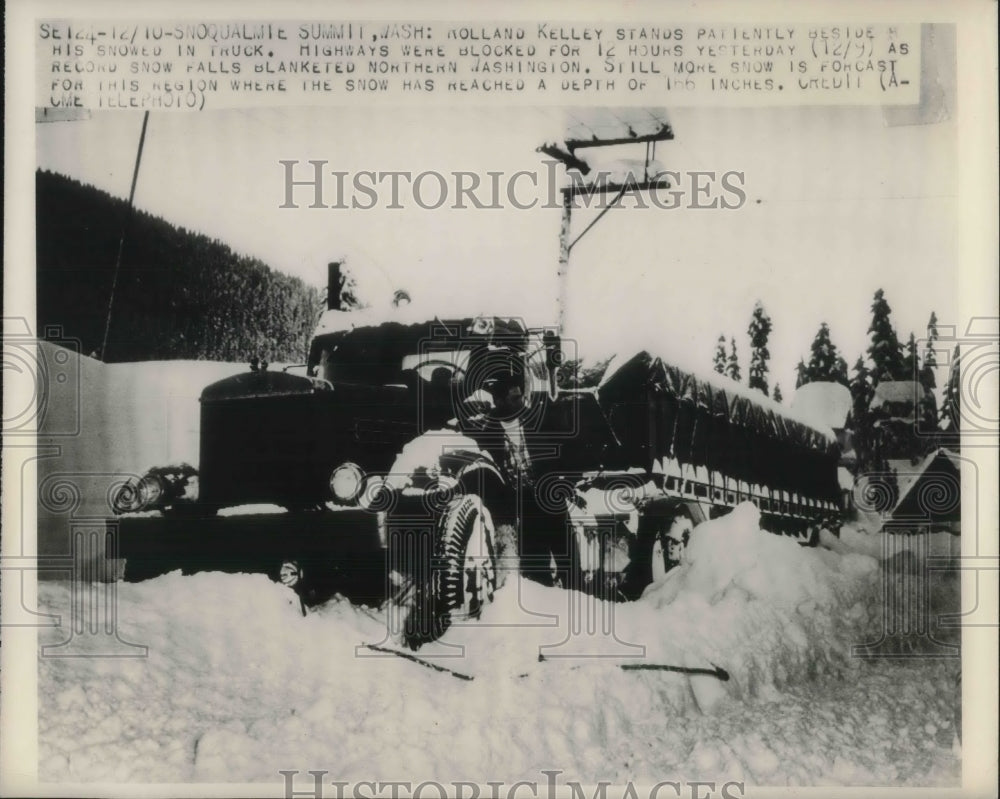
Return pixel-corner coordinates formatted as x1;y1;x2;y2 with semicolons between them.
468;370;574;586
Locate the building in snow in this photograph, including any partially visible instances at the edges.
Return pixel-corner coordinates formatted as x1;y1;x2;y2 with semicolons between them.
885;447;961;534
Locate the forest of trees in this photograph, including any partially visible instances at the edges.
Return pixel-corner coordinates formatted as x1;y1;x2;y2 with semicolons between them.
713;290;958;478
36;170;322;363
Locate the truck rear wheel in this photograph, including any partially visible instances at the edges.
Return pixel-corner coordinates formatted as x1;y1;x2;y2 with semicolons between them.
626;507;694;599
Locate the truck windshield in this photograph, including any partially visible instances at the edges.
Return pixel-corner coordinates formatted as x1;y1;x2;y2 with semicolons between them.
307;321;544;392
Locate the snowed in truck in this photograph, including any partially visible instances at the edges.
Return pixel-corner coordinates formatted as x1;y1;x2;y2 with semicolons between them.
109;266;842;644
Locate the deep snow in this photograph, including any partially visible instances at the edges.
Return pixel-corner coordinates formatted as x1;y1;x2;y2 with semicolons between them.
37;504;962;788
32;353;964;789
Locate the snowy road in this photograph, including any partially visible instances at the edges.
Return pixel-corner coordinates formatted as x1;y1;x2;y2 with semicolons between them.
37;507;962;788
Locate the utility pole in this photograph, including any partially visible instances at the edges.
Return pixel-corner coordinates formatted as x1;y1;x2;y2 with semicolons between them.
537;118;674;333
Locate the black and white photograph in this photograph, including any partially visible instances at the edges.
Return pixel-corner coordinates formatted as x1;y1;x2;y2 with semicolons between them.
3;2;998;797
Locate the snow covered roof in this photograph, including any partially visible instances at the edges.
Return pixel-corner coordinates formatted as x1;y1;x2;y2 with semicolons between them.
889;448;962;522
870;381;927;415
887;458;920;502
790;381;852;431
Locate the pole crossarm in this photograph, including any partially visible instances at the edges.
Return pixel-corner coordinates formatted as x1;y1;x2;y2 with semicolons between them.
536;143;591;175
565;123;673;153
561;177;673;200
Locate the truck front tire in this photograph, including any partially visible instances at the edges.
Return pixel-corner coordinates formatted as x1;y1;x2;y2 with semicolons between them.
404;493;498;647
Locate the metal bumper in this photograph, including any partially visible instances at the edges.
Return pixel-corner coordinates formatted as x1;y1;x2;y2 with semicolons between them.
107;508;387;602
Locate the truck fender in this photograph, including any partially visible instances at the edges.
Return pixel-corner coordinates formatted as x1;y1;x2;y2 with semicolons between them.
455;458;505;494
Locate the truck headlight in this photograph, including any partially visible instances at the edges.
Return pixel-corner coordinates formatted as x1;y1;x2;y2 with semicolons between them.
279;560;303;588
113;473;164;513
470;316;494;335
138;474;164;510
329;463;364;503
112;481;143;514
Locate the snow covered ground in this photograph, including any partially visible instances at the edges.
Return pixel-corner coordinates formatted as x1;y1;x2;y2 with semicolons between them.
36;503;962;789
31;353;965;790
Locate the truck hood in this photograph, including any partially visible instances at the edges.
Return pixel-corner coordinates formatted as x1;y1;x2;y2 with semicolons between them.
201;370;330;402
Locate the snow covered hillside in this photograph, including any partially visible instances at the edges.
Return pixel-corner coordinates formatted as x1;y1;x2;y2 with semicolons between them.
37;504;962;788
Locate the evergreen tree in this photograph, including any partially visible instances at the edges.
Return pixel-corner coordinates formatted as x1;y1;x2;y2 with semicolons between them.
712;335;727;375
901;332;920;379
772;383;783;403
800;323;849;386
917;313;941;435
747;301;772;396
919;311;939;392
849;356;876;474
794;359;808;389
813;324;846;384
867;289;905;384
940;343;961;433
36;170;322;363
833;355;850;385
726;337;742;382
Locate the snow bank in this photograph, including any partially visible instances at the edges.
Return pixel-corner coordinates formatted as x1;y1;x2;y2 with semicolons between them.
102;359;254;471
38;352;247;564
634;504;881;696
37;503;962;787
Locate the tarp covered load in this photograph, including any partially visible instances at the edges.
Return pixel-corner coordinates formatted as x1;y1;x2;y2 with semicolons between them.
598;351;840;501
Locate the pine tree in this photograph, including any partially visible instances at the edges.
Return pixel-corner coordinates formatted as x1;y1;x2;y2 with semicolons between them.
712;335;727;375
901;332;920;380
800;323;849;387
940;343;961;433
919;311;939;392
726;337;741;382
849;356;875;474
794;359;807;389
772;383;783;403
867;289;905;384
747;301;772;396
917;313;941;436
833;355;849;386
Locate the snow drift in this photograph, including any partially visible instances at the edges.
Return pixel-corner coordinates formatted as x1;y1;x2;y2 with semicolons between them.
37;501;960;787
34;354;960;788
